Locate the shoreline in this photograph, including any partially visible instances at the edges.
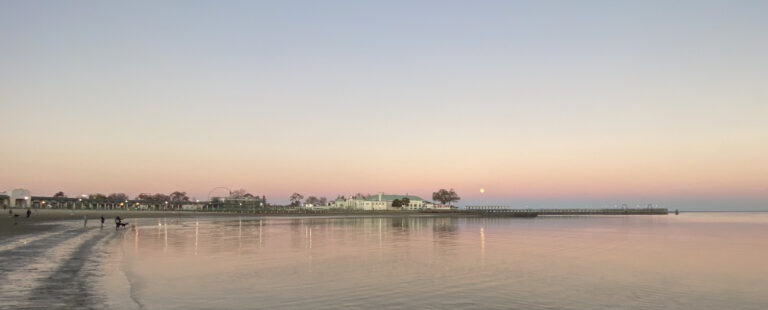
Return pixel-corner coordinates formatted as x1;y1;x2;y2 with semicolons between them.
0;209;506;240
1;208;670;241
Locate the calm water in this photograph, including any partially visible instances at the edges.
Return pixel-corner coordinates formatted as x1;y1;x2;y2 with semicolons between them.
102;213;768;310
3;213;768;309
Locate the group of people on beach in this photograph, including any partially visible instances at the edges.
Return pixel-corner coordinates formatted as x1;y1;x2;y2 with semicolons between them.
6;208;32;218
82;215;128;230
8;208;129;231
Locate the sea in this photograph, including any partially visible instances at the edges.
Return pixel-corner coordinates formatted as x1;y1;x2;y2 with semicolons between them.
1;212;767;309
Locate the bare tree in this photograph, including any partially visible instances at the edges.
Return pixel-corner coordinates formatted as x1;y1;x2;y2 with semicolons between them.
107;193;129;202
152;193;171;202
170;191;190;202
289;193;304;206
136;193;170;202
88;193;107;200
305;196;320;206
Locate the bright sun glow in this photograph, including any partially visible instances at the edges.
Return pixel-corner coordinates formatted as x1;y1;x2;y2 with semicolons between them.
480;188;485;194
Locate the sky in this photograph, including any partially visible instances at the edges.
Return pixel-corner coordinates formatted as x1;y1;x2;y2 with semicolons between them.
1;1;766;210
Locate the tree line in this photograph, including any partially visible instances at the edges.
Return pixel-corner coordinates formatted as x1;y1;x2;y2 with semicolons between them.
49;191;192;203
48;188;462;206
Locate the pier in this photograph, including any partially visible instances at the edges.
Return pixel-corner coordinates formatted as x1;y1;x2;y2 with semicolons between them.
464;206;669;216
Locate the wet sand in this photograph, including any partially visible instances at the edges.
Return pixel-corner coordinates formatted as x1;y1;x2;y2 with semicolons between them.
1;209;197;242
0;209;193;309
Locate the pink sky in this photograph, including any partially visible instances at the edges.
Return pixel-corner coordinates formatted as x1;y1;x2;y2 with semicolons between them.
2;1;767;209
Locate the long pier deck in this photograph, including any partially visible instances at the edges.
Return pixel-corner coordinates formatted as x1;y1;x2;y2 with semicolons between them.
462;207;668;216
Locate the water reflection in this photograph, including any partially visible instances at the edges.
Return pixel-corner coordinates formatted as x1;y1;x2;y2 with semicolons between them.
115;214;768;310
480;226;485;263
123;217;471;260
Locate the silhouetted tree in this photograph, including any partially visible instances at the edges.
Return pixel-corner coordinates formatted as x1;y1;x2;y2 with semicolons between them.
53;191;66;198
170;191;190;202
88;193;107;200
305;196;320;206
151;193;170;202
107;193;129;202
432;189;460;206
392;199;403;208
136;193;170;202
289;193;304;206
401;197;410;208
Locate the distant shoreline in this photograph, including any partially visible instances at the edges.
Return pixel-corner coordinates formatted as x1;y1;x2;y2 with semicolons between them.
6;208;759;242
1;207;673;240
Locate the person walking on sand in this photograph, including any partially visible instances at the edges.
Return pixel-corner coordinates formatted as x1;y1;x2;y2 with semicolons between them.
26;209;31;218
100;215;105;228
115;216;122;230
84;215;88;228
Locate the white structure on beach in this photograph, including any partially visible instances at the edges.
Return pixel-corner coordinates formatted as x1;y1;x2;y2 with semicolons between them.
329;193;427;210
0;188;32;208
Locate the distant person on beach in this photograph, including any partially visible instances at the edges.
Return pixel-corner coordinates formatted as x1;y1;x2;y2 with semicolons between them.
26;209;31;218
115;216;122;230
101;216;105;228
8;209;11;216
83;215;88;227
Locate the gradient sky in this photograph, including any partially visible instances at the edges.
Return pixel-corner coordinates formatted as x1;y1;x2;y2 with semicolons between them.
1;1;766;209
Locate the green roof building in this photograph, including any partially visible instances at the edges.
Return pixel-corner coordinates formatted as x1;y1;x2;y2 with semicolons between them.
330;193;427;210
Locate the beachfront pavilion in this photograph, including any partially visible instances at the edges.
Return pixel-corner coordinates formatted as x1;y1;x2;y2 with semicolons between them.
0;188;32;209
30;196;132;210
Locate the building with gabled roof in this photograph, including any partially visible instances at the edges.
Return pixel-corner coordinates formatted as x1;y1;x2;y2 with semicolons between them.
330;193;426;210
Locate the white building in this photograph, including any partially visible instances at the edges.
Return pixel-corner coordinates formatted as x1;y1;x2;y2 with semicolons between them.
329;193;427;210
0;188;32;208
